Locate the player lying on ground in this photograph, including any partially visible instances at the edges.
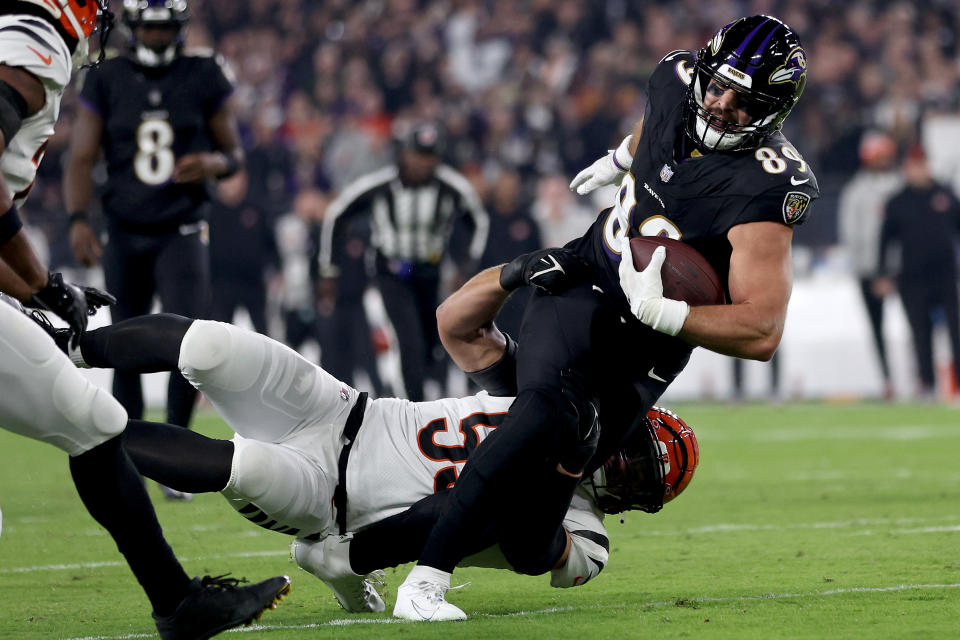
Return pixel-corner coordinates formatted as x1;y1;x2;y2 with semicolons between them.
32;248;697;614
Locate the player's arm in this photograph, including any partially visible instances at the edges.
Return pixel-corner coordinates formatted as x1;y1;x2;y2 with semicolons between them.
63;102;105;266
0;64;50;297
569;119;643;195
679;221;793;360
438;247;592;373
173;104;243;183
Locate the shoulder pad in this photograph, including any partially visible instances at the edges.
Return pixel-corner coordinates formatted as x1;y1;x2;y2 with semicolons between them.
0;17;71;90
652;49;695;89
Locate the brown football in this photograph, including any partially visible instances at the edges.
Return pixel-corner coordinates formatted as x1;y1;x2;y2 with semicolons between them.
628;236;725;306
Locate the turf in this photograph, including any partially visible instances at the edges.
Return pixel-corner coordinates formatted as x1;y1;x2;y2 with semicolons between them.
1;403;958;639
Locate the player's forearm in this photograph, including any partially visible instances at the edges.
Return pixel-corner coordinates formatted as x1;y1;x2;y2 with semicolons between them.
436;265;510;371
0;230;48;299
63;153;96;215
627;119;644;154
677;302;784;361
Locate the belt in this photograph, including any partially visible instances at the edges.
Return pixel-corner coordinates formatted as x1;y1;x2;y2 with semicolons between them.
333;391;368;535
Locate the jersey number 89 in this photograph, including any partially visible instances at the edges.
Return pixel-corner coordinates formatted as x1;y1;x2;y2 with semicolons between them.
134;118;175;185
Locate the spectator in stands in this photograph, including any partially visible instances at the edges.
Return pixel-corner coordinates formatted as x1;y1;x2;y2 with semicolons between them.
875;144;960;399
275;189;324;353
838;132;902;399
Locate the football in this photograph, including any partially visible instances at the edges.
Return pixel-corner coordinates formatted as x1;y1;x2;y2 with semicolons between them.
628;236;725;306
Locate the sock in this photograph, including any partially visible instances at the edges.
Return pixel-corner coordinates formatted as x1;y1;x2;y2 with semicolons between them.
166;373;198;427
69;435;191;615
404;565;451;588
81;313;192;372
122;420;233;492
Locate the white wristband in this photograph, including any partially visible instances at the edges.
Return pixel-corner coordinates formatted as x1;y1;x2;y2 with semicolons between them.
612;135;634;172
637;297;689;336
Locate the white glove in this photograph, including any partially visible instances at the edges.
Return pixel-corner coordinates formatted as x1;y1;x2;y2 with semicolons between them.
569;135;634;195
618;244;690;336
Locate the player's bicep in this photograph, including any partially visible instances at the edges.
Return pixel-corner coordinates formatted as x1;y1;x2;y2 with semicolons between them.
727;222;793;316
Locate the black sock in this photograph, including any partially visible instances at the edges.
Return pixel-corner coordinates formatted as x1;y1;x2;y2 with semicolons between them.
166;373;198;427
69;436;191;615
123;420;234;492
348;492;497;575
82;313;192;372
497;469;579;575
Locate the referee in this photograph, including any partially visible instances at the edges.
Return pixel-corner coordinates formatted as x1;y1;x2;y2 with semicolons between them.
318;122;489;400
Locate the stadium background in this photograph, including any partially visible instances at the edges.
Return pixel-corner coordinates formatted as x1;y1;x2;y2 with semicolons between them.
24;0;960;402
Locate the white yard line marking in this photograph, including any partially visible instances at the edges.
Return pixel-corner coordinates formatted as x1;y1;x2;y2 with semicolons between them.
0;550;288;574
62;583;960;640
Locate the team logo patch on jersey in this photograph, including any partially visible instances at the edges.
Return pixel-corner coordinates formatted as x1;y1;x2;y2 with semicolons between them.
659;164;674;183
782;191;810;224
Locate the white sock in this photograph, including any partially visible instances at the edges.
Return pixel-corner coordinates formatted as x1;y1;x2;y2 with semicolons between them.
404;565;451;588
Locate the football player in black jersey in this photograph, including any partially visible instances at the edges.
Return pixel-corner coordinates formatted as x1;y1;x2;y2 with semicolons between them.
394;15;820;620
64;0;242;454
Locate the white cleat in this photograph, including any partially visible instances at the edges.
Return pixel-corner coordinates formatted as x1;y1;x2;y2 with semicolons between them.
292;535;385;613
393;566;466;621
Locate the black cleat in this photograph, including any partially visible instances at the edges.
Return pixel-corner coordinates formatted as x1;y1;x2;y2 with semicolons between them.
153;574;291;640
27;309;73;356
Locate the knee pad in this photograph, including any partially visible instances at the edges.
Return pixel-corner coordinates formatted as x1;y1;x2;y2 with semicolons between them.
179;320;264;391
222;437;333;537
53;363;127;454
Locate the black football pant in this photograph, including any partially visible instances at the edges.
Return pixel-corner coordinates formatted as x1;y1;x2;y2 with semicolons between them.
318;298;387;397
898;276;960;390
417;285;669;573
858;277;890;383
210;277;267;334
376;268;442;401
103;226;210;427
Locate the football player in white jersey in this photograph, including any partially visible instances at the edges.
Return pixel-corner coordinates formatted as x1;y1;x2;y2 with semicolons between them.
41;248;698;615
0;2;290;638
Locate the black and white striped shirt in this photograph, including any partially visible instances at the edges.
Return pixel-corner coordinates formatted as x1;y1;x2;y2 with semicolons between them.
318;164;489;276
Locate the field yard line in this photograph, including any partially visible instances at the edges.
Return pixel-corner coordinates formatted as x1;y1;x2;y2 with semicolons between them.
10;514;960;574
0;550;288;574
61;583;960;640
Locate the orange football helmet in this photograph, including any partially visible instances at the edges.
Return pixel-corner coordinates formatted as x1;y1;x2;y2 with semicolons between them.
589;406;699;514
19;0;114;63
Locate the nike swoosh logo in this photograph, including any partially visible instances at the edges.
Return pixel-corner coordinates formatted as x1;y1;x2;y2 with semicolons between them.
648;367;667;383
531;255;564;280
790;176;809;186
27;46;52;66
411;600;437;620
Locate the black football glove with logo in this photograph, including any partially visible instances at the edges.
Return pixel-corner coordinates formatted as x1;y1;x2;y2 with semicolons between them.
499;247;591;294
79;285;117;314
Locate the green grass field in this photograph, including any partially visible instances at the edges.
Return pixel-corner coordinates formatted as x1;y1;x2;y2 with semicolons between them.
1;403;959;639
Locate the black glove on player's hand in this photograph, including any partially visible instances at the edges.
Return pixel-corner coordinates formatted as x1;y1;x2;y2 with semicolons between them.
499;247;591;294
28;272;88;349
80;285;117;314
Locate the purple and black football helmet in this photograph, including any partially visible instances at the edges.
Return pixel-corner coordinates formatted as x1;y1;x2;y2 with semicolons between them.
685;15;807;152
122;0;189;66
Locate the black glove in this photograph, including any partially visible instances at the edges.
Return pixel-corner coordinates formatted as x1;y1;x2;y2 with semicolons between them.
499;247;591;294
558;368;600;475
28;272;87;349
80;285;117;314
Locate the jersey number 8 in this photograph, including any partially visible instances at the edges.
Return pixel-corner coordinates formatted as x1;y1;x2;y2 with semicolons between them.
134;118;176;185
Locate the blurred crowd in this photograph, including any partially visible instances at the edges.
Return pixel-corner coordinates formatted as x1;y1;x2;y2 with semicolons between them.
19;0;960;399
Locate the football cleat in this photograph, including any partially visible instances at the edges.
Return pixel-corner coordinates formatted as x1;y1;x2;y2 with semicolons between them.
393;566;466;622
153;574;290;640
292;535;386;613
159;484;194;502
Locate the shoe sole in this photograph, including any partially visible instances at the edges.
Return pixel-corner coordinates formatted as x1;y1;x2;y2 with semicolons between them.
197;577;292;640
